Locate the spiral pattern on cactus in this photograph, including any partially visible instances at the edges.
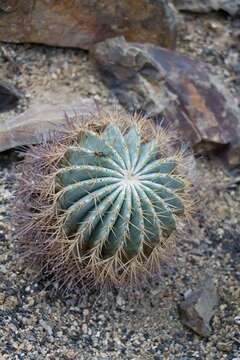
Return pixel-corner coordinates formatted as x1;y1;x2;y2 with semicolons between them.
56;123;185;261
14;112;193;289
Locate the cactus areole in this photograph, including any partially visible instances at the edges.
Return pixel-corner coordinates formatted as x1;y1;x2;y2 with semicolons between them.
14;113;193;289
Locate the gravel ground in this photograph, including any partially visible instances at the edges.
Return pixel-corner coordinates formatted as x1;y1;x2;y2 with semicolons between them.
0;11;240;360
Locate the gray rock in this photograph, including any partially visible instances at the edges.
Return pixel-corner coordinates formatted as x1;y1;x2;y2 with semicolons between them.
39;319;53;336
92;36;240;158
0;99;96;152
234;315;240;325
178;276;218;337
173;0;240;16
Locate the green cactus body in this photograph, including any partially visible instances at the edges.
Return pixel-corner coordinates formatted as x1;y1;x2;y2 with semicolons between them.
55;123;185;261
15;113;193;288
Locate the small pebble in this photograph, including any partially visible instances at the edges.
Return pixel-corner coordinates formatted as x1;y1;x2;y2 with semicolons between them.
116;295;125;307
82;323;88;334
234;315;240;325
83;308;89;317
39;319;53;336
0;292;6;305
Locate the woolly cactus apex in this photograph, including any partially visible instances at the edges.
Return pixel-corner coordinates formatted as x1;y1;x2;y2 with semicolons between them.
13;112;194;289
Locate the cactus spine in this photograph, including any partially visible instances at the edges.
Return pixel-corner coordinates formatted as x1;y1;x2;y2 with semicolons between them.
14;112;193;289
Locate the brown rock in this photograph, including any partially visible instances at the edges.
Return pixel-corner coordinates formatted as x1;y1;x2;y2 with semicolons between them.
0;0;177;50
179;276;218;337
0;99;96;152
92;36;240;156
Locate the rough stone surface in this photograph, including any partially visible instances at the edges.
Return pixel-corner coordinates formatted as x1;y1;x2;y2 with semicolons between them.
174;0;240;16
0;81;22;113
0;0;177;50
92;36;240;154
0;99;96;152
179;276;219;337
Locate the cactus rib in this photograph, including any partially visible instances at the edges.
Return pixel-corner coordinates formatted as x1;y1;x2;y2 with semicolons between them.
14;112;193;289
57;123;185;261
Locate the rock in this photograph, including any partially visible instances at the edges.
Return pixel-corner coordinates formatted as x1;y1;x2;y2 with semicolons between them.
234;315;240;325
1;295;19;311
173;0;240;16
216;342;232;352
116;295;125;307
0;292;6;305
178;276;218;337
223;143;240;170
0;99;96;152
83;309;89;317
0;81;22;113
0;264;7;274
0;0;177;50
39;319;53;336
82;323;88;334
92;36;240;155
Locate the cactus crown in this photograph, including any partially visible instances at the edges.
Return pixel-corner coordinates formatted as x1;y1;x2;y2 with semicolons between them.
14;112;193;289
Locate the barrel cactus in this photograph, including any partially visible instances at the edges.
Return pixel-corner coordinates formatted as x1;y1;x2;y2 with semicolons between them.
14;112;193;289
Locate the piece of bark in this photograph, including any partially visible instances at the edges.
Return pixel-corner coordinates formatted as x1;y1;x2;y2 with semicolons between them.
0;99;96;152
0;0;177;50
92;37;240;157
